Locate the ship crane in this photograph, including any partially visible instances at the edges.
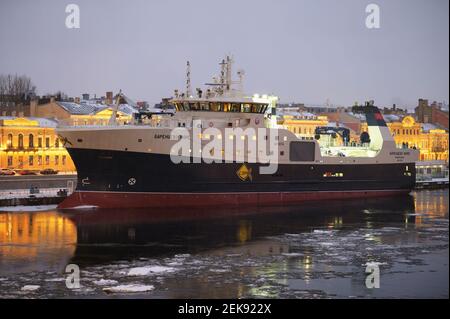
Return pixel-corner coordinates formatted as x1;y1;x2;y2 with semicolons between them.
108;90;137;126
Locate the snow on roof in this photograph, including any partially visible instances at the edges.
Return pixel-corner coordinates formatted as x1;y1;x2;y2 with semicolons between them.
57;102;101;115
383;114;401;122
58;102;138;115
118;104;139;115
347;112;366;121
327;121;338;127
278;110;317;118
0;116;58;127
421;123;438;132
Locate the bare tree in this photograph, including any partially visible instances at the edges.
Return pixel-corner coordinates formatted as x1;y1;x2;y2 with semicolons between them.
0;74;36;106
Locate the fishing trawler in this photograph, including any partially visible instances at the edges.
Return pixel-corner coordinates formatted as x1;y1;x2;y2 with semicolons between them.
57;56;418;209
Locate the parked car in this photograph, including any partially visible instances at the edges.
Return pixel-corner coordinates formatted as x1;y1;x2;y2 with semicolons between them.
40;168;59;175
0;169;16;176
18;170;38;175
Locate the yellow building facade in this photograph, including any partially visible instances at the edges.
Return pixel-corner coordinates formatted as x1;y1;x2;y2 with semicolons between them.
69;108;132;126
0;117;76;172
279;115;329;137
361;116;449;162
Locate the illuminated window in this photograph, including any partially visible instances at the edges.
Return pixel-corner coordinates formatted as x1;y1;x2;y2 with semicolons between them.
45;155;50;165
242;104;251;113
55;155;59;165
38;156;42;165
29;155;33;166
18;134;24;148
7;134;13;147
7;156;13;166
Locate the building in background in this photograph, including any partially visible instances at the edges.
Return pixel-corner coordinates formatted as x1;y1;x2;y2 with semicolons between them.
361;115;448;162
30;96;137;126
277;110;328;137
0;117;76;171
415;98;449;129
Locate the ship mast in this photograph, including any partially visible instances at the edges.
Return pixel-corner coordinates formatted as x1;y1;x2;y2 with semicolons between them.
108;89;122;126
186;61;192;98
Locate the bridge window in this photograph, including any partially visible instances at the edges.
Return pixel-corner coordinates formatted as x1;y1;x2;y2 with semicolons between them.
174;102;268;114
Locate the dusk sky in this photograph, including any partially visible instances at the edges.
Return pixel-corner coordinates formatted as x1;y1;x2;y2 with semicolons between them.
0;0;448;108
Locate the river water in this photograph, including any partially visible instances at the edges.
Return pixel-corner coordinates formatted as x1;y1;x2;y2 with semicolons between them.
0;190;448;298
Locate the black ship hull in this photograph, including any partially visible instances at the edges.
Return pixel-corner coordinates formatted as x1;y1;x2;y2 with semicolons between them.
58;148;416;209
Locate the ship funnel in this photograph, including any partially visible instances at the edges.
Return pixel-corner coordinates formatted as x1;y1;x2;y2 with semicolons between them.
352;102;394;151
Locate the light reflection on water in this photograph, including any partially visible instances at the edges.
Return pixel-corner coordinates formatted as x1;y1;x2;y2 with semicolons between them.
0;190;448;298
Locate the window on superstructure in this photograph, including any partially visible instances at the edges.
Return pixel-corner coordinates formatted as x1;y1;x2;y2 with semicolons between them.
190;102;200;111
242;103;252;113
200;102;209;111
252;104;263;113
210;102;221;112
231;103;240;112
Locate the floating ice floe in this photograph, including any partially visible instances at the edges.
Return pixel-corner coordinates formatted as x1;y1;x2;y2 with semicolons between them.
174;254;191;258
21;285;40;291
313;230;334;234
166;261;183;266
128;266;176;276
281;253;304;257
103;284;155;293
93;279;119;286
44;278;65;282
209;269;231;273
